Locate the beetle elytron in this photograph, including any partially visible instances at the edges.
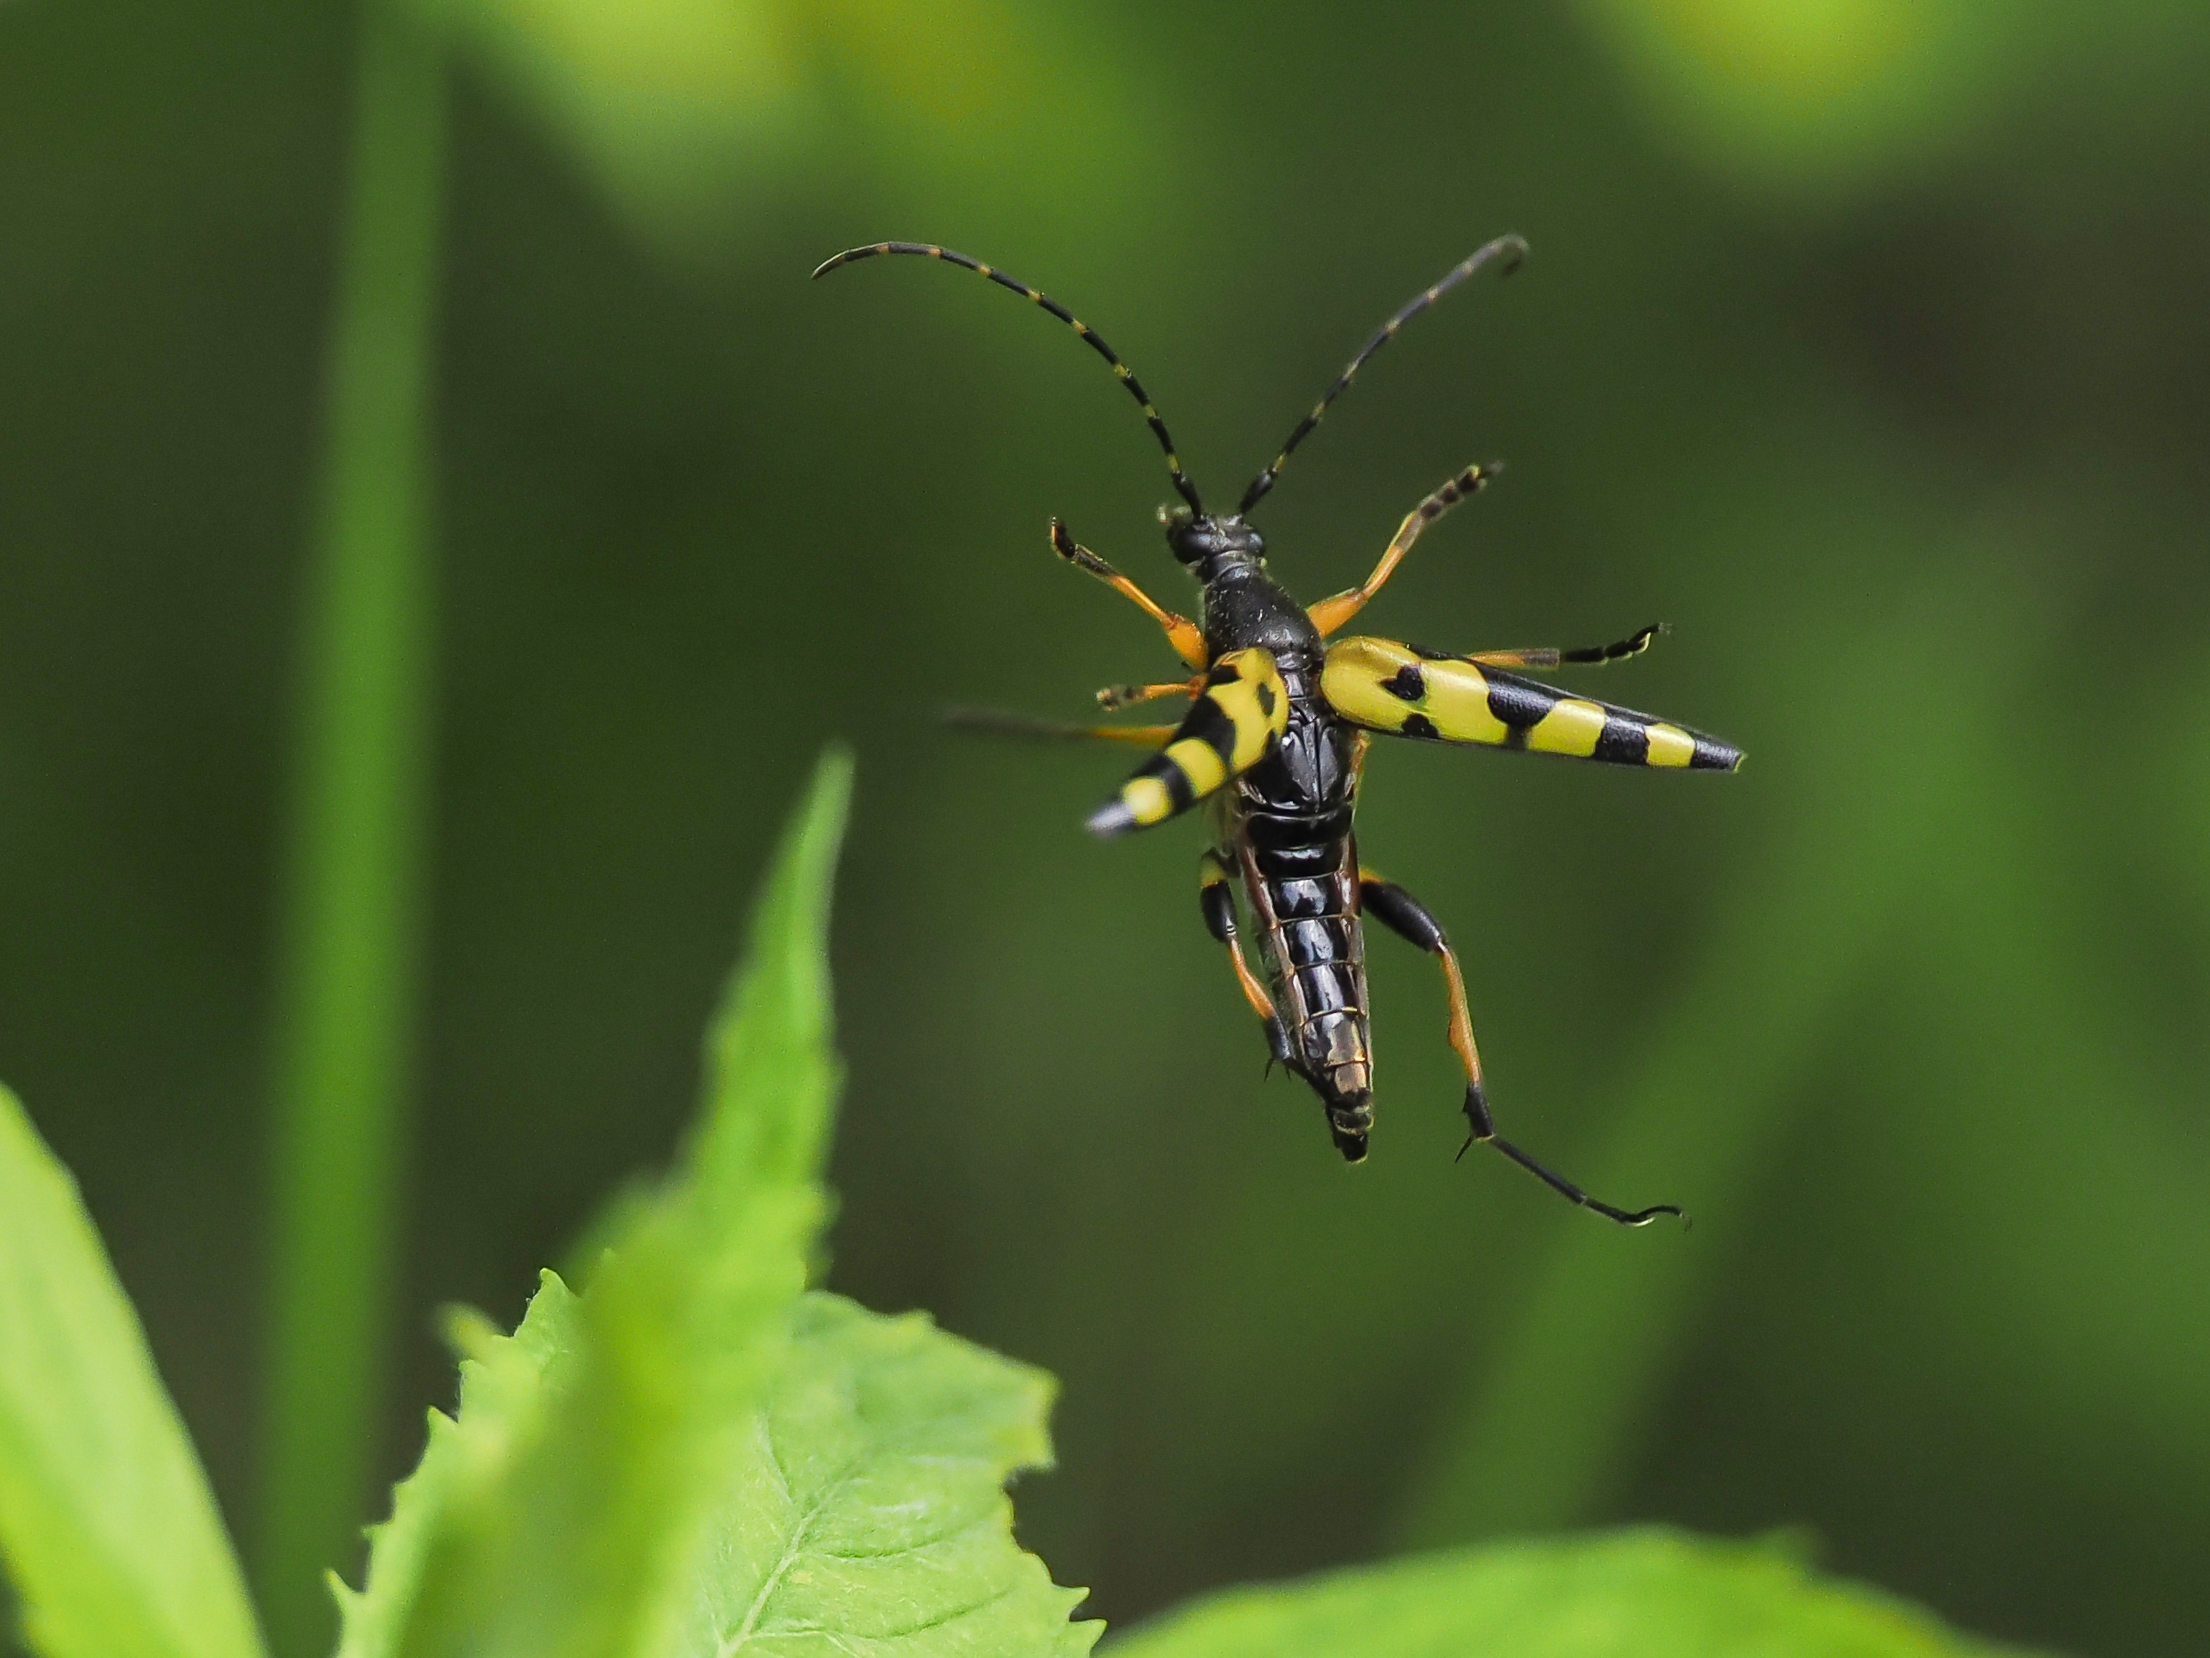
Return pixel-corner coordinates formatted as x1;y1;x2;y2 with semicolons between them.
815;237;1740;1225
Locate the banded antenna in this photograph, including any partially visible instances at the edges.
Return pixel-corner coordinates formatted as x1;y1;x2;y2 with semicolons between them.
814;242;1206;516
1238;234;1527;517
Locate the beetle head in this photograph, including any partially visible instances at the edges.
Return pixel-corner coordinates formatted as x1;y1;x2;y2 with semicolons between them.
1162;506;1265;576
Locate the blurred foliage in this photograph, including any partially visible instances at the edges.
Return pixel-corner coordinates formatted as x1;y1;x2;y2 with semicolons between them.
1;0;2205;1655
416;0;1161;252
0;1086;264;1658
1577;0;2001;190
1579;0;2210;197
1111;1529;2039;1658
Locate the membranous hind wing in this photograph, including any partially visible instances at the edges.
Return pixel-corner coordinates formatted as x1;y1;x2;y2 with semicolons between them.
1322;636;1741;770
1086;648;1292;835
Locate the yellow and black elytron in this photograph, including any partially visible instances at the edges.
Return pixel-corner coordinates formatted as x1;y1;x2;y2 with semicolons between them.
816;238;1741;1226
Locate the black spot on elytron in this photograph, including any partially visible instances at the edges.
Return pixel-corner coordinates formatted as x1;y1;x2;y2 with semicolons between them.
1382;663;1426;702
1483;673;1557;732
1691;737;1743;770
1593;718;1649;766
1256;679;1277;717
1180;694;1239;764
1401;712;1440;740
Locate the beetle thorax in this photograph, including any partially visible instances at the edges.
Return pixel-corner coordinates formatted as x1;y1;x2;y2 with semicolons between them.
1199;560;1323;661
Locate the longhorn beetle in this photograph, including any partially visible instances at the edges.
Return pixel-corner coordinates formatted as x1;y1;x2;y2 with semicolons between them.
815;237;1741;1225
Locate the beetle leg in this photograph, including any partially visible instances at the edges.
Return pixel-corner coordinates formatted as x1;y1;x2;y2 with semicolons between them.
1095;676;1204;710
1202;849;1292;1071
1051;518;1207;668
1307;461;1498;637
1466;623;1663;670
1357;869;1682;1227
940;709;1178;746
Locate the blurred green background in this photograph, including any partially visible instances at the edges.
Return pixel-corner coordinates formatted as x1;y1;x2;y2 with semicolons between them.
2;0;2206;1655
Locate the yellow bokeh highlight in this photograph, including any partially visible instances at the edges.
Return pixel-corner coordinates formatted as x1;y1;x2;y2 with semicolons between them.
477;0;799;104
420;0;1161;254
1580;0;2006;192
1653;0;1922;105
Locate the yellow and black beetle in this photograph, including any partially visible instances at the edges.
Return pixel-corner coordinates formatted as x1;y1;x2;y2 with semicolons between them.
816;237;1740;1225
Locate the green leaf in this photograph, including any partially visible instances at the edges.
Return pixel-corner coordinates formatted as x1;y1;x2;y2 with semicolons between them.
340;746;1092;1658
0;1085;267;1658
1106;1529;2043;1658
675;1292;1099;1658
331;1272;581;1658
340;749;853;1658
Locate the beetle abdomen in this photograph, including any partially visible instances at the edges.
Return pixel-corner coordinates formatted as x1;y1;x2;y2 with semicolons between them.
1240;832;1373;1159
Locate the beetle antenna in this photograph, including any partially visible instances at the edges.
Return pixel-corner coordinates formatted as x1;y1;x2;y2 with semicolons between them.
815;242;1206;516
1238;234;1527;517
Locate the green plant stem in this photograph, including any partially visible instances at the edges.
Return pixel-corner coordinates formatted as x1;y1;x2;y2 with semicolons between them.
254;6;448;1656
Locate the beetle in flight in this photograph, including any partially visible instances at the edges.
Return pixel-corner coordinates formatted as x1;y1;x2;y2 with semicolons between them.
815;237;1740;1225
